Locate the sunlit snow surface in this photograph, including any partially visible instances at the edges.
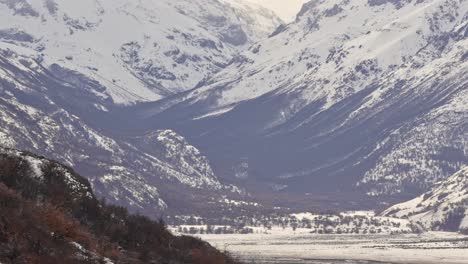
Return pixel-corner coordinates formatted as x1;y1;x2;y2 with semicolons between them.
227;0;309;21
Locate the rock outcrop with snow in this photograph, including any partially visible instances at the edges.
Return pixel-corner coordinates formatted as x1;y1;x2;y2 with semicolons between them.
382;167;468;233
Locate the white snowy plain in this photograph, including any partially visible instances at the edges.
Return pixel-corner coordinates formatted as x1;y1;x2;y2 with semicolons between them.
197;231;468;264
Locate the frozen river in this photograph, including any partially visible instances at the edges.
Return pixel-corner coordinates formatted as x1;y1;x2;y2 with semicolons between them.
197;231;468;264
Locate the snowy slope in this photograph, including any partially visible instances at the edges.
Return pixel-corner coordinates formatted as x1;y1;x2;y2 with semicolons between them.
159;0;467;114
383;167;468;233
0;50;248;217
137;0;467;201
0;0;282;104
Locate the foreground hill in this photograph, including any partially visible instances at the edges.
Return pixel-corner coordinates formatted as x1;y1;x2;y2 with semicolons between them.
383;167;468;234
0;147;241;263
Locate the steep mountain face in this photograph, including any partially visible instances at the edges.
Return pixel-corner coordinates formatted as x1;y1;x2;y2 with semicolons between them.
0;50;249;217
0;0;282;104
135;0;468;202
382;167;468;234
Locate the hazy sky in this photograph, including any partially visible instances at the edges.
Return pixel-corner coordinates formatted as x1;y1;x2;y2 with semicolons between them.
242;0;310;21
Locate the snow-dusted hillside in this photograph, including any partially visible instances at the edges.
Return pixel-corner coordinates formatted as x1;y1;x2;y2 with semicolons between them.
0;0;282;104
0;146;95;200
138;0;467;200
383;167;468;233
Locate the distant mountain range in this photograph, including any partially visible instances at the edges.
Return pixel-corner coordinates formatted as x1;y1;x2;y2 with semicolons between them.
0;0;466;219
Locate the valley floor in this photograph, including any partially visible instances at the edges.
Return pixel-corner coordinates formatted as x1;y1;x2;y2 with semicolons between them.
196;231;468;264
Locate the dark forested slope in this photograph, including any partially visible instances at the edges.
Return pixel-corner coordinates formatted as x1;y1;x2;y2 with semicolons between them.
0;147;239;264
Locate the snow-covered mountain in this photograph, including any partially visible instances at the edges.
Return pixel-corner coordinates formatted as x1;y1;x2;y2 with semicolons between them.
0;0;466;216
0;0;285;217
152;0;466;116
383;167;468;233
0;49;249;217
0;0;282;104
137;0;467;201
